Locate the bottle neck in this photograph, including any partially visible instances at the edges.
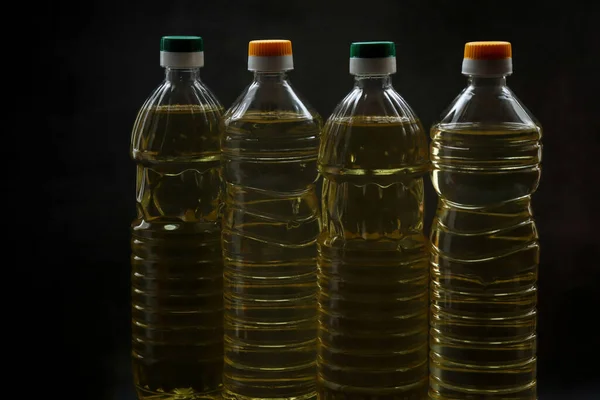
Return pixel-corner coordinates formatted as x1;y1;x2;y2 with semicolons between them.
253;71;288;83
354;74;392;89
165;67;201;82
467;76;507;88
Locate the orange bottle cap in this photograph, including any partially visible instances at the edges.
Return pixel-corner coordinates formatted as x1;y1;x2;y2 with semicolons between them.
464;41;512;60
248;40;293;57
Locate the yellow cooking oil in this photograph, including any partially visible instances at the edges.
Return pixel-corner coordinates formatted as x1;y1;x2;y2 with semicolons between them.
429;124;542;400
318;117;430;400
222;110;322;400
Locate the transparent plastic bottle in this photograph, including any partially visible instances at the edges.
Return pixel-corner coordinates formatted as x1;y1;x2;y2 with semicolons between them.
130;36;224;400
429;41;543;400
317;41;430;400
221;40;322;400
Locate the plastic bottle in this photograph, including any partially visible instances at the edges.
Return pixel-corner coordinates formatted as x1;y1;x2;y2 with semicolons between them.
317;41;430;400
221;39;322;400
429;41;542;400
130;36;224;400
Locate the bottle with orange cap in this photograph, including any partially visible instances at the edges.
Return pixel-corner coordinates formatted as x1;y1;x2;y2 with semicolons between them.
221;39;322;400
317;41;430;400
429;41;542;399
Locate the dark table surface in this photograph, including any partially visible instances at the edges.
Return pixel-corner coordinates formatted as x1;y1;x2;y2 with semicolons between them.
109;385;598;400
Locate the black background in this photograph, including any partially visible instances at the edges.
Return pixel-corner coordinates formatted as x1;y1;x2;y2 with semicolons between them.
37;0;599;399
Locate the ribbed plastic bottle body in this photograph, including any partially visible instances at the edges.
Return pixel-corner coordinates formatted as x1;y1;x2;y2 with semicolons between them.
317;76;430;400
429;77;542;400
221;72;322;400
130;68;224;400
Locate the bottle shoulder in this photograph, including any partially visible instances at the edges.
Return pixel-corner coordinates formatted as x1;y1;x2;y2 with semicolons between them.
433;83;542;137
130;79;224;159
223;79;321;125
319;85;429;173
142;79;223;108
329;85;421;122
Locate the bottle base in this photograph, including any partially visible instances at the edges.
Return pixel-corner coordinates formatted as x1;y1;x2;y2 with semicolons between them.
428;381;537;400
222;390;316;400
136;386;222;400
318;379;428;400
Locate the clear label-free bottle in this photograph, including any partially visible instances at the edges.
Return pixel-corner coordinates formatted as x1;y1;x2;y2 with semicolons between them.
429;41;542;400
221;40;322;400
130;36;224;400
317;41;430;400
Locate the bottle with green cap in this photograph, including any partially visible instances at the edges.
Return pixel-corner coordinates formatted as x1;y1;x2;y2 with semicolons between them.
130;36;224;400
317;41;430;399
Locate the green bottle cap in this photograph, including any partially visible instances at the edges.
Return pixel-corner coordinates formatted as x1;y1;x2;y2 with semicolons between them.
350;41;396;58
160;36;204;53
